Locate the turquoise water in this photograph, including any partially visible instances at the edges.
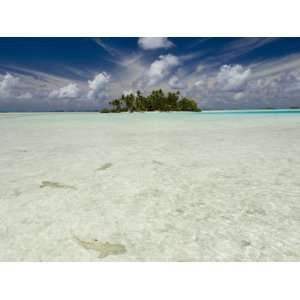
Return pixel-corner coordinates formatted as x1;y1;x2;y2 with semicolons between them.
201;109;300;115
0;111;300;261
1;108;300;119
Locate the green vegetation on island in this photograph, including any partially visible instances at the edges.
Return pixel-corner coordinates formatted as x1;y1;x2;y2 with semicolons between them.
100;89;201;113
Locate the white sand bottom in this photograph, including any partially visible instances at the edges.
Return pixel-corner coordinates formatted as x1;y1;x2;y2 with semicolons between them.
0;112;300;261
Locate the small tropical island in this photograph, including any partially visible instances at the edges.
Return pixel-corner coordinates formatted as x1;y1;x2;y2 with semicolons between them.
100;89;201;113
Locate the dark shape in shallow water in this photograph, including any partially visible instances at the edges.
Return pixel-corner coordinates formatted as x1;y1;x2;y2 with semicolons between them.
15;149;27;153
240;240;252;247
96;163;112;171
175;208;185;214
13;189;22;197
73;234;126;258
40;181;76;190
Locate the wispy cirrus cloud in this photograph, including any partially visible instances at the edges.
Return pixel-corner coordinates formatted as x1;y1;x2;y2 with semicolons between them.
93;38;122;57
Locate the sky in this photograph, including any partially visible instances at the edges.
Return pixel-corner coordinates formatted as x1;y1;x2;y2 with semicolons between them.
1;37;300;111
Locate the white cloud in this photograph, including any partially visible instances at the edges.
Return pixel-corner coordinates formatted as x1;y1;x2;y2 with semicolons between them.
194;78;206;88
122;89;136;96
0;73;19;98
168;75;186;89
49;83;80;99
146;54;180;86
233;92;245;100
187;63;300;107
16;92;33;100
87;72;110;100
216;64;251;91
251;71;300;96
138;37;174;50
195;65;205;73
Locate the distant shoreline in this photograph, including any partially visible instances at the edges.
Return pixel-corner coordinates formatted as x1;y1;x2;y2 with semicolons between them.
1;108;300;114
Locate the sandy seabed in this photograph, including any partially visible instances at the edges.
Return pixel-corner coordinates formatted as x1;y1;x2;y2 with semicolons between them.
1;111;300;261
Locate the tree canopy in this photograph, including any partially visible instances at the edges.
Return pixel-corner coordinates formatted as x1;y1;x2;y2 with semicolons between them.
100;89;201;113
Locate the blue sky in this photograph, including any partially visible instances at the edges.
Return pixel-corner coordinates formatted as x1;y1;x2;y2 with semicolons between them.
1;37;300;111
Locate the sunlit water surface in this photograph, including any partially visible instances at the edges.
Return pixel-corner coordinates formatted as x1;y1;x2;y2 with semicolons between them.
1;110;300;261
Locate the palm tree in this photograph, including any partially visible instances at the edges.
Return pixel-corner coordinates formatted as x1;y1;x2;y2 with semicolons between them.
103;89;200;113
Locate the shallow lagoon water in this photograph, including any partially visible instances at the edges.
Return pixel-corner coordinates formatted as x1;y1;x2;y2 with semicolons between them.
1;110;300;261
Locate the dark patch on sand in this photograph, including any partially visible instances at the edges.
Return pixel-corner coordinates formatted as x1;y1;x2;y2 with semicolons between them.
73;234;126;258
136;188;163;199
13;189;22;197
40;181;76;190
16;149;27;153
153;160;164;166
96;163;112;171
240;240;251;247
